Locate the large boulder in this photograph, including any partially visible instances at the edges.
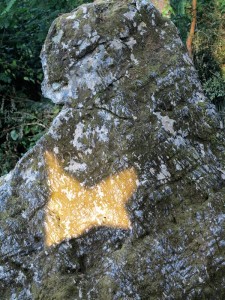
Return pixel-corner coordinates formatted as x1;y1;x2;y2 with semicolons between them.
1;0;225;299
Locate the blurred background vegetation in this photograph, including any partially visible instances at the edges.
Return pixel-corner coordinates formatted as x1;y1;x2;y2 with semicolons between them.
0;0;92;175
170;0;225;106
0;0;224;176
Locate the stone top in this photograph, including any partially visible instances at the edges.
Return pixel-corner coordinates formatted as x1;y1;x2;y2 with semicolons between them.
41;0;194;106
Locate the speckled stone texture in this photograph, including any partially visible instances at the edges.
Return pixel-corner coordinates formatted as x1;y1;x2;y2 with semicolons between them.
1;0;225;299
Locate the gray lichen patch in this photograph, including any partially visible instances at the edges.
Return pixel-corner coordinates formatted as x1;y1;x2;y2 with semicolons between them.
1;0;225;299
41;0;188;106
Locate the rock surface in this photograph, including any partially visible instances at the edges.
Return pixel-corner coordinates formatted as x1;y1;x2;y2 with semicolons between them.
1;0;225;299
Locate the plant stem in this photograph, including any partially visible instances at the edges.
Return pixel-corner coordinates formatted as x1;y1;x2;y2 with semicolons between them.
186;0;197;58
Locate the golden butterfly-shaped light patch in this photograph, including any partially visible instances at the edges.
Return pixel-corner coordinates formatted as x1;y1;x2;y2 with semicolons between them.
44;151;138;246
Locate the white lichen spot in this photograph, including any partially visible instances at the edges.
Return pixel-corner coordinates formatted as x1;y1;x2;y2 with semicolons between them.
21;211;27;219
217;168;225;180
136;0;153;11
71;122;85;150
65;160;87;173
160;30;166;39
11;293;17;300
151;13;156;26
62;42;69;49
199;144;205;157
3;171;13;182
82;6;88;14
79;288;83;299
194;92;206;104
66;12;77;20
110;38;124;50
130;54;139;65
125;37;137;49
164;44;172;51
48;115;63;139
97;110;113;122
157;164;171;181
120;27;130;38
138;21;147;35
175;163;182;171
83;24;92;37
53;147;59;154
198;277;204;283
73;21;80;29
150;168;155;175
154;112;176;135
125;70;130;78
91;35;100;44
52;30;63;44
151;93;156;111
172;136;186;147
81;6;90;19
65;44;115;97
15;271;26;284
79;38;91;53
94;97;101;105
175;37;183;46
84;148;92;155
21;168;38;184
183;53;193;66
95;125;109;142
52;82;61;91
123;10;136;21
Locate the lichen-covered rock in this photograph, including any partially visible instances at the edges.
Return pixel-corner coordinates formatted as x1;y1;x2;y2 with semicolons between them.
1;0;225;299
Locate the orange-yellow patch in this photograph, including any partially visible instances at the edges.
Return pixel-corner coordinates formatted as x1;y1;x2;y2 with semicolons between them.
44;151;138;247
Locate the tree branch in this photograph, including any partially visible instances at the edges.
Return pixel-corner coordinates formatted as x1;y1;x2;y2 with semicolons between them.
186;0;197;58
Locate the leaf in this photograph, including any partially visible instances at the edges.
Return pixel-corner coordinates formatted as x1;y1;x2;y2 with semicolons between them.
10;130;18;141
24;126;30;134
1;0;17;16
0;72;11;83
12;60;17;67
53;107;60;115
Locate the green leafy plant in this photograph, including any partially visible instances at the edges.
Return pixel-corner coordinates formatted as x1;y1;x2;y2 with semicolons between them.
170;0;225;113
203;72;225;103
0;96;61;175
0;0;93;176
162;3;174;17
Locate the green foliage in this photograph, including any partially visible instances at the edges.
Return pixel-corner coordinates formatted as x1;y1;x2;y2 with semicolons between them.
0;0;17;16
203;72;225;101
0;96;61;175
192;0;225;109
170;0;191;42
170;0;225;110
162;3;174;18
0;0;93;98
0;0;93;176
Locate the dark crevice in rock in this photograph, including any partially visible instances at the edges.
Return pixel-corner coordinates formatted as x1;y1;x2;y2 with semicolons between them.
75;38;106;60
26;200;46;222
0;247;38;261
94;105;134;121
